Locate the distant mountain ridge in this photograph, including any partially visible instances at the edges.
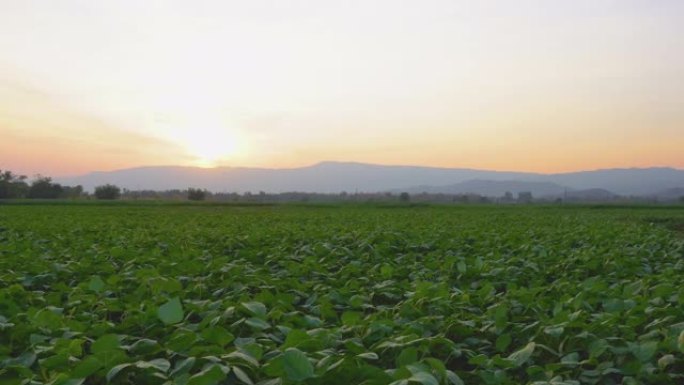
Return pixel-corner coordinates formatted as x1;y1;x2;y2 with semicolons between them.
57;161;684;198
397;179;568;197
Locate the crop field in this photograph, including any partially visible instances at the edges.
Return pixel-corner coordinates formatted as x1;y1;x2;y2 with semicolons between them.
1;203;683;385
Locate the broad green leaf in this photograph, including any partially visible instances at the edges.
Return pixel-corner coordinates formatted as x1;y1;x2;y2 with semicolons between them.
128;338;160;355
187;364;228;385
495;334;512;352
283;329;309;348
658;354;675;369
40;353;69;370
201;326;235;347
341;311;362;326
507;342;535;367
456;261;467;274
631;341;658;362
232;366;254;385
158;297;184;325
282;348;314;381
135;358;171;373
92;334;120;354
446;370;465;385
170;357;196;377
71;356;102;378
588;339;608;358
106;363;132;382
88;276;105;292
396;347;419;367
241;301;267;318
408;372;439;385
245;317;270;330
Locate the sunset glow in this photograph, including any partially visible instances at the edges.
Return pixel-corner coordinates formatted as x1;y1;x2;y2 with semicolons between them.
1;1;683;177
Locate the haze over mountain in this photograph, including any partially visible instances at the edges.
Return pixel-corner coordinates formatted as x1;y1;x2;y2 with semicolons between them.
57;162;684;198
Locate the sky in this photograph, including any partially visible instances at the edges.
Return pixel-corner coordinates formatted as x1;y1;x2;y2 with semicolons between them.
1;0;683;177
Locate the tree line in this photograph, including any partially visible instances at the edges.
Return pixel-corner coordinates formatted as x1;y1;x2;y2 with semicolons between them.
5;168;681;204
0;169;208;201
0;169;122;200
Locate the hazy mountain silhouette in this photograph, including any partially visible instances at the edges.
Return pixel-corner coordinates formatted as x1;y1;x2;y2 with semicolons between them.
397;180;568;197
562;188;619;201
57;161;684;197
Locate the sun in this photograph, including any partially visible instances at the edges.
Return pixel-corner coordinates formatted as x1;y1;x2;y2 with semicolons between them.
185;133;243;167
151;114;248;167
184;129;248;167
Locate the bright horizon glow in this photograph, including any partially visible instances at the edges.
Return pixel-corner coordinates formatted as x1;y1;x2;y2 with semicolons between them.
1;1;683;177
148;113;249;168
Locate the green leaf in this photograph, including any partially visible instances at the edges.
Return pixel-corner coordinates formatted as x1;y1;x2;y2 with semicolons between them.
50;376;85;385
92;334;120;354
241;301;267;318
588;339;608;358
341;311;362;326
128;338;161;355
423;358;446;378
232;366;254;385
396;347;419;367
282;348;314;381
158;297;184;325
446;370;465;385
544;325;564;338
495;334;512;352
658;354;675;369
88;276;106;292
283;329;309;348
507;342;535;367
408;372;439;385
224;351;259;367
135;358;171;373
357;352;379;360
71;356;102;378
201;326;235;347
106;363;132;382
40;353;69;370
631;341;658;362
187;364;228;385
4;351;37;368
170;357;196;377
245;317;270;330
456;261;467;274
678;330;684;353
561;352;579;365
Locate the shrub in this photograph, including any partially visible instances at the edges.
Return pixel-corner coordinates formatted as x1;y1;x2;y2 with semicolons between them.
94;184;121;200
187;188;207;201
27;176;63;199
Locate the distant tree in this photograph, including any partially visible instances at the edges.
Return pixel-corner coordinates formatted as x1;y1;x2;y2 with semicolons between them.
478;196;491;204
27;176;63;199
0;170;29;198
187;188;207;201
517;191;533;204
502;191;514;202
399;192;410;202
94;184;121;200
61;185;84;199
680;195;684;204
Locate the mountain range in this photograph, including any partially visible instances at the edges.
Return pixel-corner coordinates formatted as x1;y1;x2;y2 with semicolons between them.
57;161;684;199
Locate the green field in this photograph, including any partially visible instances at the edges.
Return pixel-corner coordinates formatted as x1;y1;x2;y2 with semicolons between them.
1;203;683;385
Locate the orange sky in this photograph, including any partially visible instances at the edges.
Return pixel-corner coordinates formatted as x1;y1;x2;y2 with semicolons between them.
1;1;683;177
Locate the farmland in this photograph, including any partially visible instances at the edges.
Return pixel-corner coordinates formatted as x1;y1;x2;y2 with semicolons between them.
1;203;683;385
